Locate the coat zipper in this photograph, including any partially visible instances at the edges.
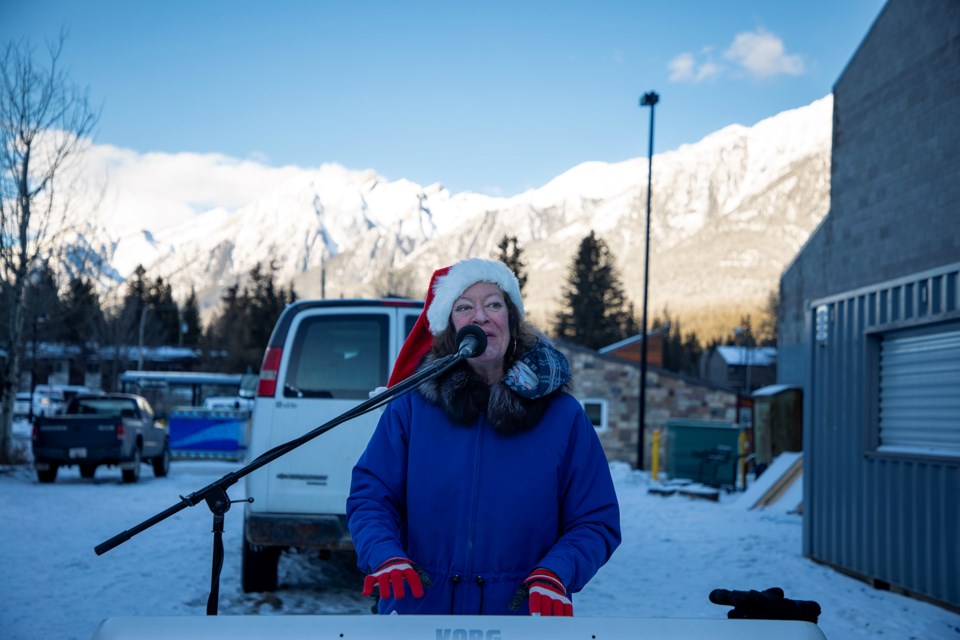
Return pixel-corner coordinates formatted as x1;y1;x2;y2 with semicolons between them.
463;419;486;613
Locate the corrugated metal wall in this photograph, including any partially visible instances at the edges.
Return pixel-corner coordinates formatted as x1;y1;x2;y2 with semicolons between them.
805;262;960;609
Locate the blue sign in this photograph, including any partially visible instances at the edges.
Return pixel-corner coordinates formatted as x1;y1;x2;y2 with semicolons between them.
168;410;249;460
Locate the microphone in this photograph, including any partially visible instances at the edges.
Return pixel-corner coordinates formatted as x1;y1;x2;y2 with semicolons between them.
455;325;488;358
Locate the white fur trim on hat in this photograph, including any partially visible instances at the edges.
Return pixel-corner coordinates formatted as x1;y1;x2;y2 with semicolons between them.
427;258;525;334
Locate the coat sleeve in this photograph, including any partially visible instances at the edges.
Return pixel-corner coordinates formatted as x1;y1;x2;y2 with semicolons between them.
346;395;412;573
537;397;622;593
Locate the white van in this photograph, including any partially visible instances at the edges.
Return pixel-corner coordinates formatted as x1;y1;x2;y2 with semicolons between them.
242;298;423;592
32;384;94;417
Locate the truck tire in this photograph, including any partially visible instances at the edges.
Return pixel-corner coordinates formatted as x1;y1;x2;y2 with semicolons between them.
80;464;97;479
241;537;280;593
122;447;141;484
152;442;171;477
37;464;58;483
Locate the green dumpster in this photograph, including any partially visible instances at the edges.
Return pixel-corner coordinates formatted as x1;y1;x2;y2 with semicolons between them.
665;419;741;488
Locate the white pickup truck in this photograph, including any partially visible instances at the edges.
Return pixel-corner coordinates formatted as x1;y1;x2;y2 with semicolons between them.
242;298;423;592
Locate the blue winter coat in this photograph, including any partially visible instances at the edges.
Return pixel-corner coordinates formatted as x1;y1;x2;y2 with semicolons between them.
346;360;621;615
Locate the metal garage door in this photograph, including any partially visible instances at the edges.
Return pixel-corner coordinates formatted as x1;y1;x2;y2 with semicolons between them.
879;326;960;451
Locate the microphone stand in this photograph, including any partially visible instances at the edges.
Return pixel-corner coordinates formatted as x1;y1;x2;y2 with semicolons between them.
94;348;473;615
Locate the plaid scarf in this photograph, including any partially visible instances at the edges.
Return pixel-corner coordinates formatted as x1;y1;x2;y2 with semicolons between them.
503;338;571;399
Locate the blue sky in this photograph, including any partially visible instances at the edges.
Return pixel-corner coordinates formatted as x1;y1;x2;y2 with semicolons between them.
3;0;887;197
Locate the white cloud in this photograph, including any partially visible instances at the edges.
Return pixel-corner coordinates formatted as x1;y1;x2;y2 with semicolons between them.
668;52;696;82
724;29;804;79
668;49;722;84
669;28;804;83
81;144;304;236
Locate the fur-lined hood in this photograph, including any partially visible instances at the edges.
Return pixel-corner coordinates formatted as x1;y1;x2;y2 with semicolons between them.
416;338;571;435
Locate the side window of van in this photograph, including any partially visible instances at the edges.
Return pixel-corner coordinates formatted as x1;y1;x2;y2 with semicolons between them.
284;314;389;399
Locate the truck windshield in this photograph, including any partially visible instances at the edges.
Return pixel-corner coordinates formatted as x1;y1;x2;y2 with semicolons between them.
71;398;138;418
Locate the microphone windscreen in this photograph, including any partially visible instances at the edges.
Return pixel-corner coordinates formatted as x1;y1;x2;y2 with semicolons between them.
455;325;487;357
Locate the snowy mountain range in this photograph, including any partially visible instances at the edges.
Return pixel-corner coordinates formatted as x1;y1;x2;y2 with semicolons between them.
69;95;833;339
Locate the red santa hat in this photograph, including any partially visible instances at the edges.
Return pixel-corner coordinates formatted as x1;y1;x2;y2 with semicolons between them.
387;259;525;387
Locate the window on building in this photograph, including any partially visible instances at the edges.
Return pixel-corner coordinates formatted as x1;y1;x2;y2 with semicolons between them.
580;398;608;432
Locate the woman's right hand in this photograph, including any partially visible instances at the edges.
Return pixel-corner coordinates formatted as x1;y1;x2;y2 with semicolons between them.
362;557;427;599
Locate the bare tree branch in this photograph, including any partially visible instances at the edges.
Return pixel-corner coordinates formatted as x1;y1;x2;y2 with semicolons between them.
0;31;99;463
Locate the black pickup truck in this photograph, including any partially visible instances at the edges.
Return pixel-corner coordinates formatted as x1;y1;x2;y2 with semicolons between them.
32;393;170;483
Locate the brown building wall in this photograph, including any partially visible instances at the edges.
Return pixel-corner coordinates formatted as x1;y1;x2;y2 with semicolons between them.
602;333;663;367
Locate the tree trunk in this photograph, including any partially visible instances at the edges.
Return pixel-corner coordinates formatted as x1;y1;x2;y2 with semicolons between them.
1;283;28;464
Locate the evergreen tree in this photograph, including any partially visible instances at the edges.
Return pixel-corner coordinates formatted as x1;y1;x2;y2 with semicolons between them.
119;266;182;348
56;276;104;346
682;330;704;377
124;265;149;311
495;235;528;295
20;263;59;386
554;231;638;349
758;289;780;346
208;282;248;371
146;275;180;344
23;263;60;337
205;262;296;372
247;262;280;352
651;308;704;377
729;315;756;347
180;287;202;347
119;264;149;346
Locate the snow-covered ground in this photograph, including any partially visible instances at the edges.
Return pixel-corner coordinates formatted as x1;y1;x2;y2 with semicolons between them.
1;453;958;640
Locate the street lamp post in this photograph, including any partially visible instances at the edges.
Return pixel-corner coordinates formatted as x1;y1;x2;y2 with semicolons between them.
733;325;752;394
734;326;744;393
137;306;150;371
637;90;659;470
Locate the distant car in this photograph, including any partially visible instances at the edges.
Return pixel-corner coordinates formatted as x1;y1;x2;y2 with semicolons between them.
202;396;255;412
32;393;170;483
31;384;94;417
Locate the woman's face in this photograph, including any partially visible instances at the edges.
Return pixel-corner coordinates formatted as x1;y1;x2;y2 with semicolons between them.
450;281;511;380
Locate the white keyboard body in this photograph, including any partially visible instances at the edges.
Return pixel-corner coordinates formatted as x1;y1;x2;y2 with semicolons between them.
93;614;827;639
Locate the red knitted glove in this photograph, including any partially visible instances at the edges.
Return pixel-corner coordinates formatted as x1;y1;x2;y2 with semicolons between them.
522;568;572;616
362;557;425;599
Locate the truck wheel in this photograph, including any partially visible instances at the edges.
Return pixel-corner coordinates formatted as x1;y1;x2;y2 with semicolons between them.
152;442;171;477
80;464;97;479
241;537;280;592
37;464;58;483
122;447;141;484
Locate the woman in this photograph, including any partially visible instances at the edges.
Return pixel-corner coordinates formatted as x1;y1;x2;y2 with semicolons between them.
346;258;621;616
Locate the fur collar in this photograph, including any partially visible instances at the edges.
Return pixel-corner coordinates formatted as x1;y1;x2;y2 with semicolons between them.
417;360;561;435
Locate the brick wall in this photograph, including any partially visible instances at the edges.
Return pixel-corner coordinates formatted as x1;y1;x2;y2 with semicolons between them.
557;341;737;467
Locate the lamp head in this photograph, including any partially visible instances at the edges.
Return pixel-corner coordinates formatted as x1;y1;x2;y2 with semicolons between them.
640;91;659;107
